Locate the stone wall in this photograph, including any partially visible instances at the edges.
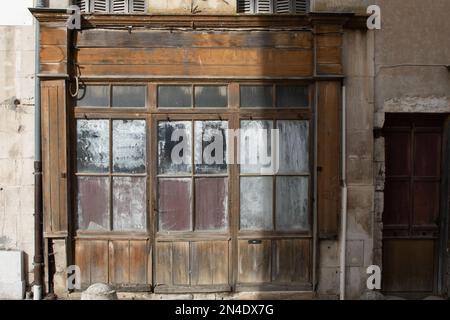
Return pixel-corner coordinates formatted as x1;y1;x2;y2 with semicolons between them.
0;23;36;289
342;29;375;299
373;0;450;297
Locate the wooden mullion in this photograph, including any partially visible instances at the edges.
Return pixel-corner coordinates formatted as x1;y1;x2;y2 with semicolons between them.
109;118;113;232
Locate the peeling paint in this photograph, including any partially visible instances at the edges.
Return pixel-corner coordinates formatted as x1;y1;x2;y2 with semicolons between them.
384;96;450;113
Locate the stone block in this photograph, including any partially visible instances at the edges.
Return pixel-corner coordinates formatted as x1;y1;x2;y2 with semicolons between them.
347;129;373;159
0;250;25;299
319;240;339;268
346;240;364;267
81;283;118;300
347;157;373;185
347;186;374;212
317;267;339;295
0;159;17;186
343;31;374;78
192;0;236;14
345;266;364;300
311;0;372;14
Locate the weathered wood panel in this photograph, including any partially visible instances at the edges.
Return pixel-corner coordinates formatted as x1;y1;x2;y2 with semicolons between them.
77;48;313;66
76;30;313;49
75;240;91;286
272;239;311;283
109;240;130;285
78;64;313;78
41;80;68;236
191;241;229;286
314;26;343;75
129;240;148;284
75;30;314;78
383;239;435;293
40;24;68;75
317;81;341;238
172;242;190;286
155;242;173;286
238;240;271;283
155;240;229;288
75;239;150;287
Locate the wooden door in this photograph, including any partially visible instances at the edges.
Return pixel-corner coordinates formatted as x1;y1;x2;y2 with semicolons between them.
153;115;231;293
383;114;446;296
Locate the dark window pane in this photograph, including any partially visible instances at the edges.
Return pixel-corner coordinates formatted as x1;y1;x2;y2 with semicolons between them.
195;121;228;174
158;178;192;232
113;177;146;231
276;176;309;231
77;85;109;107
240;120;274;174
77;120;109;173
240;177;273;230
194;86;228;108
158;85;192;108
77;177;110;231
276;85;309;108
240;85;273;108
112;85;146;108
113;120;146;173
195;178;228;231
277;120;309;174
158;121;192;174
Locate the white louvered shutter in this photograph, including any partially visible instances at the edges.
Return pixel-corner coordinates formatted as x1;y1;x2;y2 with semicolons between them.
130;0;146;13
76;0;90;12
237;0;253;13
111;0;128;13
256;0;273;13
275;0;291;13
92;0;109;13
294;0;309;13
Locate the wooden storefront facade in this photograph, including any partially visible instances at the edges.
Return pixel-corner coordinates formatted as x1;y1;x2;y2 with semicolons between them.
33;9;366;294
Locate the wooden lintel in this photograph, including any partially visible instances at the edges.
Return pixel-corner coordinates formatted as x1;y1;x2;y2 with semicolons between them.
30;8;367;30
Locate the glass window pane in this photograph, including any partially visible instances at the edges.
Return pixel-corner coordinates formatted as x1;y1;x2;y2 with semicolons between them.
158;121;192;174
277;120;309;174
195;121;228;174
113;120;146;173
158;178;192;232
194;85;228;108
158;85;192;108
77;177;110;231
276;85;309;108
240;85;273;108
195;178;228;231
77;85;109;107
240;177;273;231
113;177;146;231
240;120;273;174
276;176;309;231
77;120;109;173
112;85;146;108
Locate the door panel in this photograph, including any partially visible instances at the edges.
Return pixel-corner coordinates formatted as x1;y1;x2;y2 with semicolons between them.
191;241;229;286
75;239;151;289
155;240;230;291
272;239;311;283
238;240;272;284
237;239;311;286
383;114;445;295
383;240;435;293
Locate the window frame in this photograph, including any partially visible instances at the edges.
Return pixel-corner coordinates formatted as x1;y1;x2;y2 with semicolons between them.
73;115;150;236
71;80;314;241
